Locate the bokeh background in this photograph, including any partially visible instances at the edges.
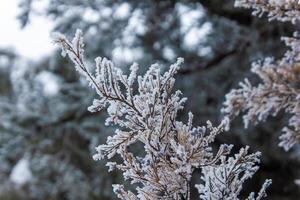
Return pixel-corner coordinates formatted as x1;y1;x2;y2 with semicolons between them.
0;0;299;199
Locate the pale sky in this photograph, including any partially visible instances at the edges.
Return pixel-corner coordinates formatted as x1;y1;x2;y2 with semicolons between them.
0;1;54;60
0;1;210;60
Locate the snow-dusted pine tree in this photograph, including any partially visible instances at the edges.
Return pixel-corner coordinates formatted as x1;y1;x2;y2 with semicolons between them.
222;0;300;151
53;29;271;199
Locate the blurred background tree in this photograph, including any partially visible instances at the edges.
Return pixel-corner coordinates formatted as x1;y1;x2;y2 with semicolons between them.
0;0;299;199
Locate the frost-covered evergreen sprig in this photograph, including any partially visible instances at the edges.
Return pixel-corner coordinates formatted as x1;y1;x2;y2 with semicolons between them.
53;30;271;199
196;146;272;200
222;1;300;151
235;0;300;23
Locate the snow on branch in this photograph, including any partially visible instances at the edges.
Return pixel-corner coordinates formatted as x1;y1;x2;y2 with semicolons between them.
222;2;300;151
196;146;272;200
235;0;300;23
53;30;271;199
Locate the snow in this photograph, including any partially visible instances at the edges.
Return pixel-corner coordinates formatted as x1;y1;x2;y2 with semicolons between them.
114;3;131;19
10;158;32;186
36;71;60;96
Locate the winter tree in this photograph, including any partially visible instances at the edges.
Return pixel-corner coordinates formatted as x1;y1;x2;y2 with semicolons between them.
223;0;300;152
0;0;299;199
222;0;300;190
